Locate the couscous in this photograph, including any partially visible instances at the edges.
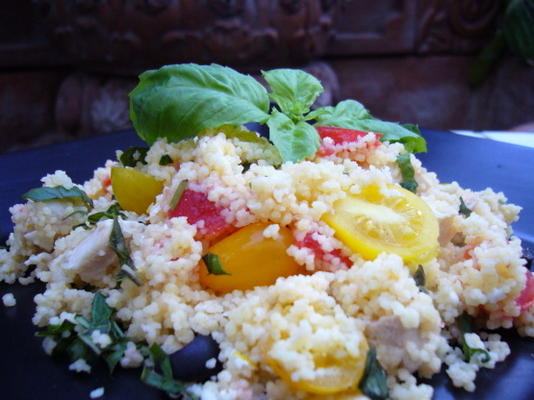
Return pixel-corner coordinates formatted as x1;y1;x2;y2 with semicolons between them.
0;64;532;400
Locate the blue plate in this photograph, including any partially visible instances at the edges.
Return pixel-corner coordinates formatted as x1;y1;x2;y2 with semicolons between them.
0;129;532;399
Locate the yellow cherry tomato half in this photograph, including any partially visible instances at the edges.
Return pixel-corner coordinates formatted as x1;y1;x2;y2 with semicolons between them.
268;338;368;395
198;222;305;294
323;184;439;264
111;166;163;215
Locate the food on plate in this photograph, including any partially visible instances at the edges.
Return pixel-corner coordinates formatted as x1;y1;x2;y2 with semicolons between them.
0;64;532;400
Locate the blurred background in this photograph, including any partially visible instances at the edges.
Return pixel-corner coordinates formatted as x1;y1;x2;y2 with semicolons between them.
1;0;533;153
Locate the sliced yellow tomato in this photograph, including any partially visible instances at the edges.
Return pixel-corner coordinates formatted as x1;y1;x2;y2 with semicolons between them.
323;184;438;264
268;338;368;395
111;167;163;215
198;222;305;294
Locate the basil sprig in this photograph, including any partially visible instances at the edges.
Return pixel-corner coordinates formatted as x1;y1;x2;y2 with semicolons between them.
358;346;389;400
456;312;491;363
36;292;128;373
109;216;142;286
119;146;149;167
129;64;427;163
141;343;198;399
22;185;93;210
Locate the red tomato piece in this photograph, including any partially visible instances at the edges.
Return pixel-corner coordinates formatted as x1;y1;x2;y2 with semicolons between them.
296;232;351;270
516;270;534;312
169;189;234;241
316;126;382;157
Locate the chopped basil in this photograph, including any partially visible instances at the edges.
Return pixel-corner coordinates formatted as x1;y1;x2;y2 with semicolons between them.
36;292;128;371
241;162;252;173
203;253;230;275
22;186;93;210
159;154;174;165
87;203;126;225
119;146;149;167
396;152;418;193
414;265;428;293
109;216;142;286
358;346;389;400
459;197;472;218
141;343;197;399
456;312;491;363
169;180;188;210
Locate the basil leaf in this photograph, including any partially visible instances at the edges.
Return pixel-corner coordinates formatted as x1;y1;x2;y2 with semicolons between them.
262;69;323;120
22;186;93;209
459;197;472;218
36;320;75;338
267;111;320;162
203;253;230;275
311;99;371;125
91;292;113;328
87;203;125;226
456;312;491;363
129;63;270;145
120;146;149;167
103;341;128;373
352;119;426;153
414;265;428;293
169;180;188;210
159;154;173;166
503;0;534;60
141;367;196;398
396;152;418;193
109;217;142;286
358;346;389;400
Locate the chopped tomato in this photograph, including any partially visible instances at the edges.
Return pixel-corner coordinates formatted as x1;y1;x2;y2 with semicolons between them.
296;232;351;270
516;270;534;312
169;189;235;241
316;126;382;156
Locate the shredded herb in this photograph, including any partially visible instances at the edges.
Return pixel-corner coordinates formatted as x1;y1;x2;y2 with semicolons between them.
459;197;472;218
456;312;491;363
87;203;126;225
109;216;142;286
396;152;418;193
203;253;230;275
119;146;149;167
169;180;188;210
241;162;252;173
36;292;128;372
414;265;428;293
22;186;93;210
140;343;197;399
159;154;174;165
358;346;389;400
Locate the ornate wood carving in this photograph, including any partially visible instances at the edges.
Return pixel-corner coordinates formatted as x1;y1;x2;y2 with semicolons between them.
35;0;336;74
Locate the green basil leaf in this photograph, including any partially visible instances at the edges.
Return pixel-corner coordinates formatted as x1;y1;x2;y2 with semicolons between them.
109;217;142;286
262;69;323;120
267;111;320;162
120;146;149;167
459;197;472;218
352;119;426;153
414;265;428;293
141;367;195;398
129;63;270;145
358;346;389;400
503;0;534;59
159;154;173;165
87;203;125;226
456;312;491;363
36;320;75;338
396;152;418;193
91;292;113;328
22;186;93;209
66;337;92;362
103;341;128;373
311;99;371;125
169;180;188;211
203;253;230;275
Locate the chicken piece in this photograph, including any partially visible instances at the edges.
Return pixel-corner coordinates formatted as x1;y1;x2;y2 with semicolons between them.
67;219;117;284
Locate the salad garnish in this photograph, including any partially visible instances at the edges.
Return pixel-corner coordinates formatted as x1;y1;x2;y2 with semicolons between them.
109;216;142;286
22;185;94;210
129;63;426;162
358;346;389;400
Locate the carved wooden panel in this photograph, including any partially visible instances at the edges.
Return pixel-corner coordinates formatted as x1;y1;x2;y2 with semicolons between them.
326;0;417;55
36;0;336;73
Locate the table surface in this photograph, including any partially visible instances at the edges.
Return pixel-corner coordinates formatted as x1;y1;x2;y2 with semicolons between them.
0;129;533;400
